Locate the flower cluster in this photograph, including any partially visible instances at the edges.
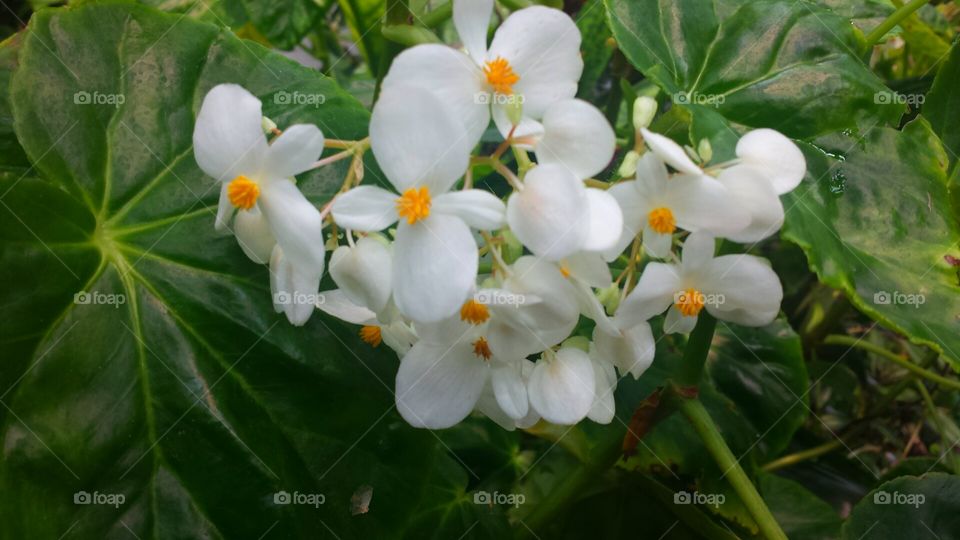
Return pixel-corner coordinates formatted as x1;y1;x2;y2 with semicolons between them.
192;0;806;430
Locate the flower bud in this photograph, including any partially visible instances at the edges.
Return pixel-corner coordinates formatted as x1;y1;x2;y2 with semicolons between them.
597;283;621;315
632;96;657;130
501;229;523;264
261;116;277;135
506;96;524;127
697;138;713;164
617;150;640;178
561;336;590;352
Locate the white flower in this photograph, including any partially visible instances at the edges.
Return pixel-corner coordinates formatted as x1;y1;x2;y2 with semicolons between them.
330;85;506;323
476;359;541;431
316;289;417;355
592;323;655;380
329;236;393;314
506;163;623;261
531;99;616;179
382;0;583;148
193;84;327;325
587;345;618;424
715;129;806;243
605;152;748;259
615;232;783;334
270;246;323;326
528;346;595;425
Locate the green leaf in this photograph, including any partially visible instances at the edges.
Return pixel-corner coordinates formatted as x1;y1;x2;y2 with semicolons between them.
337;0;388;72
760;473;842;540
843;473;960;539
0;33;29;174
604;0;902;138
575;0;614;101
925;43;960;170
0;3;492;538
781;119;960;369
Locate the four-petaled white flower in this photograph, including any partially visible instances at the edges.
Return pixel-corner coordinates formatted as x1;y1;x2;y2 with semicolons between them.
331;85;506;323
193;84;327;325
382;0;583;148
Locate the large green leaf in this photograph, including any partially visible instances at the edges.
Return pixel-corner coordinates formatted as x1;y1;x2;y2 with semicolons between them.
759;473;842;540
0;3;492;538
925;42;960;169
0;33;29;174
843;473;960;539
604;0;902;138
782;119;960;369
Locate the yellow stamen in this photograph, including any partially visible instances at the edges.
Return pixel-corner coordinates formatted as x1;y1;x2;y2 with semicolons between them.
472;337;492;360
483;57;520;95
460;299;490;325
359;325;382;347
396;186;431;225
559;264;572;279
675;288;705;318
227;175;260;210
647;207;676;234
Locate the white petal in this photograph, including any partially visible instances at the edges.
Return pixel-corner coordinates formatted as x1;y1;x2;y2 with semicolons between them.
234;206;276;264
329;237;392;313
433;190;506;230
665;173;750;235
587;357;616;424
491;105;545;142
528;348;595;425
393;214;478;322
642;227;673;259
716;165;785;243
702;255;783;327
193;84;267;182
573;281;617;334
602;181;644;261
316;289;377;324
263;124;324;179
453;0;492;64
736;129;806;194
396;341;487;429
581;188;624;253
270;247;320;326
499;256;580;351
476;385;520;431
492;360;529;419
331;185;399;232
640;128;701;175
680;231;715;274
634;152;670;197
215;183;234;233
614;262;680;329
258;179;326;274
664;305;698;334
535;99;615;179
506;164;588;261
269;245;286;314
382;45;490;149
563;251;611;288
592;323;655;379
488;6;582;117
381;320;418;355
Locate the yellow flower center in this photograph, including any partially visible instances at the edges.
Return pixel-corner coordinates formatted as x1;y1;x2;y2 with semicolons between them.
675;288;705;318
647;207;676;234
228;175;260;210
484;57;520;95
559;264;572;279
472;337;492;360
359;325;382;347
396;186;431;225
460;299;490;325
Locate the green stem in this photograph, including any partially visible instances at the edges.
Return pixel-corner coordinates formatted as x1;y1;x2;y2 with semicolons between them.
762;439;844;472
678;399;788;540
823;335;960;392
863;0;929;49
419;1;452;27
915;380;960;471
675;313;717;387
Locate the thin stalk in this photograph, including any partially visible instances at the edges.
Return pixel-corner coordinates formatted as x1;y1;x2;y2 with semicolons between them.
864;0;929;49
823;335;960;392
674;313;717;388
762;439;844;472
915;380;960;471
678;399;788;540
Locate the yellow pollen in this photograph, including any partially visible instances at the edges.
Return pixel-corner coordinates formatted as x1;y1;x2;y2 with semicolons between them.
228;175;260;210
559;264;571;278
396;186;431;225
675;288;705;318
472;337;492;360
483;57;520;95
460;300;490;325
647;207;676;234
359;325;382;347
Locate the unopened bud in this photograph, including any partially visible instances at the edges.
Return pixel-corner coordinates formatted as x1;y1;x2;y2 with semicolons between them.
562;336;590;352
506;97;524;127
618;150;641;178
597;284;621;315
261;116;277;135
632;96;657;130
501;229;523;264
697;139;713;164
